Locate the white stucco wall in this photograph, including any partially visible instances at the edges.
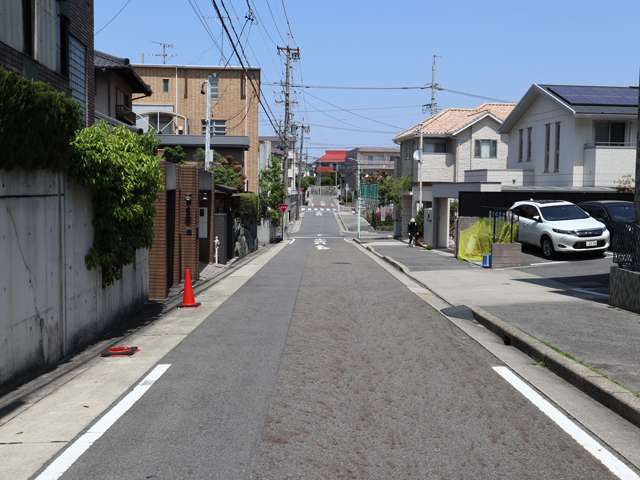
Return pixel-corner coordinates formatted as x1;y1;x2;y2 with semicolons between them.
464;168;526;186
0;170;148;385
505;94;576;187
453;117;510;182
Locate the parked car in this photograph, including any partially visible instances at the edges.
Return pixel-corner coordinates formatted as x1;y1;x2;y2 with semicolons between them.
509;200;609;258
578;200;636;231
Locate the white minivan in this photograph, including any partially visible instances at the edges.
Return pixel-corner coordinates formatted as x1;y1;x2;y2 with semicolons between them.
509;200;610;258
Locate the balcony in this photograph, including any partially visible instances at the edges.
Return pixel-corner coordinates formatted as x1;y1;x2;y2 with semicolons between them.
116;104;136;125
583;142;636;187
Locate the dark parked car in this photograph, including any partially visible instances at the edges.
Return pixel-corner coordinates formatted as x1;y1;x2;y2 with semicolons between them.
578;201;636;229
579;201;636;252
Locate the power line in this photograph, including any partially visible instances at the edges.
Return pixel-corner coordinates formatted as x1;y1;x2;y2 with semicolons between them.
210;0;282;139
280;0;295;43
297;104;426;113
264;81;429;91
307;122;397;135
247;0;278;46
438;87;513;103
185;0;227;63
96;0;133;36
304;90;405;130
264;0;286;44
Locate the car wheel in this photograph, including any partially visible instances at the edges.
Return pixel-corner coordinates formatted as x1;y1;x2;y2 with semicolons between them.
541;236;555;259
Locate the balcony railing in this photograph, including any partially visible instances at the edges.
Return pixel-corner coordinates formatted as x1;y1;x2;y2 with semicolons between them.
116;104;136;125
584;142;636;149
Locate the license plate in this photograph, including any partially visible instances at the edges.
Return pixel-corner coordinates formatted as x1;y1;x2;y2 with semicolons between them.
586;240;597;247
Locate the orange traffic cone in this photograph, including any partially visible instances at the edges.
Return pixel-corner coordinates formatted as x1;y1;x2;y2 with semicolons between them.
179;268;200;308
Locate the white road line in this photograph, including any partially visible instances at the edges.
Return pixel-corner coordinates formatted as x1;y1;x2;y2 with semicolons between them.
35;364;171;480
313;208;318;211
572;287;609;298
493;366;639;480
529;261;569;266
288;238;296;245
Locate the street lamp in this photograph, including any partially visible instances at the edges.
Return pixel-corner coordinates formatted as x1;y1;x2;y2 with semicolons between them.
347;156;361;239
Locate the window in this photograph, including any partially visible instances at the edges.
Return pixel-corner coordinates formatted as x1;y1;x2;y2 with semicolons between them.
474;140;497;158
240;74;246;99
35;0;57;70
544;123;551;172
201;119;227;135
162;79;169;93
209;73;219;99
554;122;560;172
423;142;447;153
540;205;589;221
68;35;86;115
594;121;626;145
1;0;24;51
527;127;532;161
57;13;69;76
518;128;523;162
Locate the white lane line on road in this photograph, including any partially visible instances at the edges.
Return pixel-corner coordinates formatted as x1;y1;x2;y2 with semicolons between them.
571;288;609;298
288;238;296;245
35;364;172;480
493;366;639;480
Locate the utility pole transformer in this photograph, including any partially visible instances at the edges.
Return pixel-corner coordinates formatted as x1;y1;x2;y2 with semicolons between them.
277;42;300;195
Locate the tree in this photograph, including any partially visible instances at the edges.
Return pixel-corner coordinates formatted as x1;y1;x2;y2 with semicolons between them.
301;175;315;191
259;156;286;223
321;175;334;186
212;153;243;190
162;145;185;164
379;176;411;206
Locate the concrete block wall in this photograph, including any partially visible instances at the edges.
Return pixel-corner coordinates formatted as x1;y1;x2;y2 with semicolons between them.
0;169;148;387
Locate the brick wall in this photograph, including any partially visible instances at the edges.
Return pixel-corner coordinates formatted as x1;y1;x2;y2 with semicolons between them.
149;161;168;300
176;163;200;284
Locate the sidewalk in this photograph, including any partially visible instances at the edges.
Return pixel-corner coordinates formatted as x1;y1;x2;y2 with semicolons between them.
357;239;640;400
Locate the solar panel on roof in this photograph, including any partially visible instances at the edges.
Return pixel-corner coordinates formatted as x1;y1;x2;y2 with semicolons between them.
548;85;639;106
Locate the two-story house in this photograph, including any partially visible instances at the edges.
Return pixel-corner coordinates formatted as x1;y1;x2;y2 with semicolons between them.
94;50;151;128
343;147;400;194
393;103;515;245
499;84;637;189
132;64;260;192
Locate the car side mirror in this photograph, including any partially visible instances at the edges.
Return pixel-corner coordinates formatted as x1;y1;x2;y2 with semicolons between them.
533;215;542;223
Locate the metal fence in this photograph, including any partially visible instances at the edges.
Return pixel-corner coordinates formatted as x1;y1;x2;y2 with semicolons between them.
611;223;640;271
489;209;517;244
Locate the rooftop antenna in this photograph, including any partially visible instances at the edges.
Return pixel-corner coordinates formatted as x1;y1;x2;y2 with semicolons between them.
151;41;175;64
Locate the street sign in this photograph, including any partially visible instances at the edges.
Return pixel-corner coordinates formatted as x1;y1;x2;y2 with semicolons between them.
279;203;288;213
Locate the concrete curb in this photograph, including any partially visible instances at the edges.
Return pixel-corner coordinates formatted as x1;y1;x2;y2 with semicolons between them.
354;240;640;430
470;306;640;429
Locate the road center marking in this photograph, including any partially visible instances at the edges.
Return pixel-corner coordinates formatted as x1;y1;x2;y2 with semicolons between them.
288;238;296;245
493;366;639;480
35;364;172;480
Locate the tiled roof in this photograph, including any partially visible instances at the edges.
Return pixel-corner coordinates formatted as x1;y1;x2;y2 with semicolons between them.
394;103;515;142
95;50;130;68
95;50;152;96
318;150;348;163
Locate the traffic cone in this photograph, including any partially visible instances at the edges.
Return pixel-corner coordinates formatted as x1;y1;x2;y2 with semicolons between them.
179;268;201;308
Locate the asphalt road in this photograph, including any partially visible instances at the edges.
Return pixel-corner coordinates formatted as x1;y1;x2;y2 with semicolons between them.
58;211;620;479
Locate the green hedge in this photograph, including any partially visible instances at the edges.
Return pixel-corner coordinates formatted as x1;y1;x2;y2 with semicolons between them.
235;192;258;219
0;67;81;170
70;123;162;286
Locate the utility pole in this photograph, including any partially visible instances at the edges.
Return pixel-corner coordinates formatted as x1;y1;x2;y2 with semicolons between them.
635;69;640;224
277;38;300;197
357;158;361;240
152;41;175;64
430;54;439;116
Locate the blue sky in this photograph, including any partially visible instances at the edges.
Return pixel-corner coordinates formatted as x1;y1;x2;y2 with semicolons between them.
95;0;640;159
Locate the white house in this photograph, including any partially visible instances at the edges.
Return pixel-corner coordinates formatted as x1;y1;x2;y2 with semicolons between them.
393;103;516;245
499;84;638;189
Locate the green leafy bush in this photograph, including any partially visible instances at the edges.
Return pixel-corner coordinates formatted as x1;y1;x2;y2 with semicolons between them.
236;192;258;219
259;157;286;223
212;153;243;190
70;123;162;286
0;67;81;170
162;145;185;164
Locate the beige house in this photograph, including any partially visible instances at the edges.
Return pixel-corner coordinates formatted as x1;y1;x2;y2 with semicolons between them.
132;64;261;192
394;103;516;245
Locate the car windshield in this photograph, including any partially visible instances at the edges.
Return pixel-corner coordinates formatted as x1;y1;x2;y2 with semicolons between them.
540;204;589;221
607;203;636;222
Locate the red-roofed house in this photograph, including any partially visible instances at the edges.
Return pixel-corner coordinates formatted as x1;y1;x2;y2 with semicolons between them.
315;150;348;184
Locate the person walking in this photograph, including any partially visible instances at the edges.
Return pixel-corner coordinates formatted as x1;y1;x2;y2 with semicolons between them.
408;217;419;247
